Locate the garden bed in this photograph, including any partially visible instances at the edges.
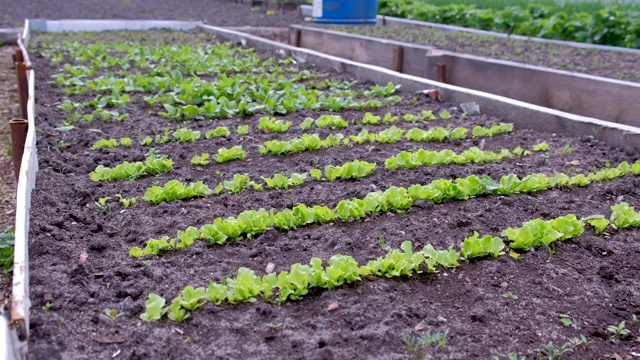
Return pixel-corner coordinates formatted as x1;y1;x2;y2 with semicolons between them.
0;0;300;29
323;25;640;83
26;29;640;359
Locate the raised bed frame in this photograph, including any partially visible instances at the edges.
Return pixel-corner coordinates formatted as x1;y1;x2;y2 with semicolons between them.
287;24;640;128
3;18;640;360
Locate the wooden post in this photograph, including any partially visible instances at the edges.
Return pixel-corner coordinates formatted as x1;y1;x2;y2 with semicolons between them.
392;46;404;73
9;119;28;182
293;28;301;47
436;63;447;84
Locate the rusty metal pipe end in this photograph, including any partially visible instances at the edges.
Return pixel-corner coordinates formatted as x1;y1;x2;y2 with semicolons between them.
9;119;28;183
15;62;29;120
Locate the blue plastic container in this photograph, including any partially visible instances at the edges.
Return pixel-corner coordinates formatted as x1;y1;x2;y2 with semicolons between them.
312;0;378;26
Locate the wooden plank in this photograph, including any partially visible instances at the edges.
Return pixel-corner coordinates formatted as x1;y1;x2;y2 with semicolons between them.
423;52;640;127
289;25;433;73
11;68;37;358
199;24;640;148
41;20;201;32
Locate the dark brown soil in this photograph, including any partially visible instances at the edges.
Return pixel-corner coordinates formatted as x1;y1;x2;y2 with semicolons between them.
0;0;301;29
326;25;640;83
26;31;640;360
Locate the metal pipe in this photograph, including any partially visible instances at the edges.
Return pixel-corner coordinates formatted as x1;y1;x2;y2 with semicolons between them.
9;119;28;182
15;63;28;120
14;48;23;63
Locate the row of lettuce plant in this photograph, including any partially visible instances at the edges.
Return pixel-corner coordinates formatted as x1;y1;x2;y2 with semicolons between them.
258;123;513;156
91;125;238;150
141;159;378;205
384;143;543;170
130;159;640;258
89;153;173;182
139;143;539;204
88;111;476;151
90;146;246;182
140;201;640;322
46;41;402;122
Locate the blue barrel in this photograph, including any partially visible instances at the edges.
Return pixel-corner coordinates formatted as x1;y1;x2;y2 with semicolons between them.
312;0;378;26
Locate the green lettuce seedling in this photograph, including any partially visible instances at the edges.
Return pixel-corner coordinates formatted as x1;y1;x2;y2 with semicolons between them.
205;126;231;139
91;138;119;150
138;135;153;146
382;112;398;125
259;116;292;133
91;154;169;182
300;117;314;130
460;231;505;259
140;293;168;321
119;137;133;147
173;128;201;143
419;110;436;121
144;180;212;204
502;215;584;250
167;297;190;322
215;146;246;163
315;114;348;129
324;160;376;181
533;141;550;152
180;286;206;311
349;129;376;144
362;112;381;125
585;216;609;234
262;173;307;190
236;125;249;135
191;153;210;166
422;244;460;269
438;109;451;120
360;241;426;277
376;126;405;143
115;194;138;208
610;202;640;229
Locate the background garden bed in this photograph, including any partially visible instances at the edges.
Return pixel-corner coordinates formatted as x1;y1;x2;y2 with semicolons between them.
323;24;640;82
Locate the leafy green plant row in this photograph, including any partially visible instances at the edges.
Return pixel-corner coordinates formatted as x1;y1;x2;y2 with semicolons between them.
90;146;245;182
89;153;173;181
143;181;213;205
258;123;513;155
54;56;398;122
92;137;133;150
45;41;266;82
141;200;635;322
146;143;530;205
311;160;376;181
584;202;640;235
384;144;536;170
91;125;249;151
262;110;454;134
46;39;402;123
378;0;640;48
59;104;129;125
130;159;640;258
88;110;466;152
141;159;376;206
